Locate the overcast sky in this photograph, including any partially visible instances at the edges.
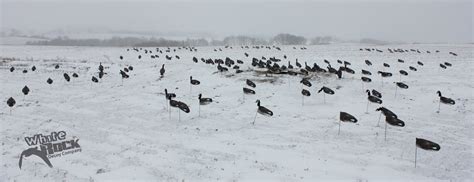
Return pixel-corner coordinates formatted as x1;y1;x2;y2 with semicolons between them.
1;0;472;43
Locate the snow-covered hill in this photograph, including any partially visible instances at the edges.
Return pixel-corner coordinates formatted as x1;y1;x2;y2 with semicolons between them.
0;44;472;181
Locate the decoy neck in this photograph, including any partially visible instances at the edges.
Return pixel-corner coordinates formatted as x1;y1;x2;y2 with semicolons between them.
198;94;202;99
366;90;371;96
436;91;442;97
256;100;261;107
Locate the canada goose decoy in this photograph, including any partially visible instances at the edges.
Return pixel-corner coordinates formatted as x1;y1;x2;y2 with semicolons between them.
10;67;14;72
417;61;424;66
198;93;212;116
243;87;255;95
91;76;99;83
338;112;357;134
72;73;78;78
399;70;408;76
362;69;372;76
160;64;165;77
415;138;441;168
436;91;455;113
361;76;372;83
384;116;405;141
318;86;334;103
64;73;71;82
22;86;30;96
246;79;256;88
22;70;27;74
31;66;36;71
253;100;273;125
376;107;397;126
377;71;392;77
439;64;447;69
371;89;382;99
444;62;452;67
55;64;60;69
300;78;312;87
365;60;372;66
366;90;382;112
295;59;302;68
409;66;417;71
398;59;404;63
47;78;53;84
165;89;176;100
7;97;15;114
395;82;408;89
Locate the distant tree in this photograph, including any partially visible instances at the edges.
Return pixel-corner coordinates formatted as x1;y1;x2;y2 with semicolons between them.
271;33;307;45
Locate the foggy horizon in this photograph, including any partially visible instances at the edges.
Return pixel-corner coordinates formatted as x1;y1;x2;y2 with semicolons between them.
1;0;473;43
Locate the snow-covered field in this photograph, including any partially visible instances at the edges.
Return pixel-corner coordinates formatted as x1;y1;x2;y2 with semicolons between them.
0;44;472;181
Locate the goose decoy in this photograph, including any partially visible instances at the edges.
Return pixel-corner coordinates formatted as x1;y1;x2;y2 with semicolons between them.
338;112;357;134
243;87;256;95
417;61;424;66
198;94;212;105
399;70;408;76
120;56;123;60
436;91;455;113
444;62;452;67
72;73;79;78
377;71;392;77
128;66;134;71
98;63;104;72
395;82;408;89
22;86;30;96
365;60;372;66
7;97;15;114
253;100;273;125
91;76;99;83
361;77;372;83
55;64;60;69
439;64;447;69
64;73;71;82
295;59;302;68
10;67;15;72
46;78;53;84
300;78;312;87
366;90;382;112
246;79;256;88
397;59;404;63
415;138;441;168
160;64;165;77
362;69;372;75
318;86;334;103
22;70;28;74
177;101;190;113
31;66;36;71
371;89;382;98
164;89;176;100
383;116;405;141
376;106;397;126
190;76;200;85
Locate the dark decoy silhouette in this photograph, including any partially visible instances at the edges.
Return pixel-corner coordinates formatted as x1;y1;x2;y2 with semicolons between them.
198;94;213;105
190;76;200;85
340;112;357;123
416;138;440;151
7;97;15;107
371;89;382;98
300;78;312;87
395;82;409;89
302;89;311;96
91;76;99;83
165;89;176;100
376;107;397;119
385;116;405;127
318;86;335;95
55;64;60;69
246;79;256;88
361;77;372;83
10;67;15;72
439;64;447;69
64;73;71;82
436;91;455;105
417;61;424;66
243;87;256;94
160;64;165;77
365;60;372;66
22;70;28;74
362;69;372;75
31;66;36;71
47;78;53;84
255;99;273;115
444;62;452;67
22;86;30;95
409;66;417;71
399;70;408;76
367;90;383;104
378;71;392;77
72;73;79;78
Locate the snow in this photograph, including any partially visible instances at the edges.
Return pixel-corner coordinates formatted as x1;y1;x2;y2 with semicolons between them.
0;44;472;181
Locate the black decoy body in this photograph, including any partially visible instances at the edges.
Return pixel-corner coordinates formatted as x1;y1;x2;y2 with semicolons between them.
302;89;311;96
318;86;335;95
22;86;30;95
437;91;455;105
409;66;417;71
64;73;71;82
198;94;213;105
7;97;16;107
243;87;256;94
372;89;382;98
365;60;372;66
256;100;273;116
72;73;79;78
165;89;176;100
47;78;53;84
367;90;383;104
416;138;441;151
378;71;392;77
246;79;256;88
300;78;312;87
444;62;452;67
91;76;99;83
361;77;372;82
395;82;409;89
190;76;200;85
399;70;408;76
383;63;390;67
340;112;357;123
362;69;372;75
385;116;405;127
31;66;36;71
177;101;190;113
417;61;424;66
440;64;447;69
376;107;398;118
160;64;165;77
10;67;14;72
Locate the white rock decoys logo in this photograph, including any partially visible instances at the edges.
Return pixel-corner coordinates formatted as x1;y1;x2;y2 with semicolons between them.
19;131;81;169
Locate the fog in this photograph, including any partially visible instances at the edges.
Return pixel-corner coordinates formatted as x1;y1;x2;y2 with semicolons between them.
1;0;472;43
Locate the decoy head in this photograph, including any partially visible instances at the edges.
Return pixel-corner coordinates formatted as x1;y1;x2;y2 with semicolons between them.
255;99;261;106
198;93;202;99
436;91;441;96
164;89;168;93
